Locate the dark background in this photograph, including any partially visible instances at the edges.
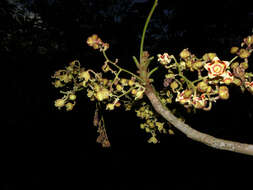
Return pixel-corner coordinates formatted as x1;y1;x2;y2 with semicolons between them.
2;0;253;189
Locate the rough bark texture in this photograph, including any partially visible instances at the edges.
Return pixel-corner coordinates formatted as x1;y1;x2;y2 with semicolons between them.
145;84;253;156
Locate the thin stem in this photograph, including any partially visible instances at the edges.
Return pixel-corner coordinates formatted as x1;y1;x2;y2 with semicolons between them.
230;55;238;63
193;76;209;84
102;51;144;82
172;55;195;90
111;69;122;87
117;87;135;99
140;0;158;64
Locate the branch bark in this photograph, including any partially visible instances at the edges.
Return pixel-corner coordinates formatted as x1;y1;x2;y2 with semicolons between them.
145;84;253;156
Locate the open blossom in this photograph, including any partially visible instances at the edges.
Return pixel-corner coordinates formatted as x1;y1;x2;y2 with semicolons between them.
192;94;207;109
157;53;172;65
221;70;234;84
175;90;192;105
204;57;230;79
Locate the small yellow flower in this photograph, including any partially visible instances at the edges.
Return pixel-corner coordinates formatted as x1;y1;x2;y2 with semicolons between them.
128;80;135;86
179;49;191;59
148;136;158;144
156;122;164;132
240;62;248;70
69;94;76;101
168;129;174;135
116;84;123;91
230;62;239;69
79;71;90;81
197;81;208;92
54;99;66;108
65;102;74;111
239;49;250;58
170;81;179;90
135;90;144;100
53;80;64;88
120;78;128;86
243;35;253;46
193;61;204;70
106;103;114;110
202;53;217;61
219;86;229;100
87;90;94;98
230;47;239;54
233;78;242;86
95;88;110;101
131;89;137;95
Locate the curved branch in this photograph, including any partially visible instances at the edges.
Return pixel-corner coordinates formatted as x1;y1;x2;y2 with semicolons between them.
145;84;253;156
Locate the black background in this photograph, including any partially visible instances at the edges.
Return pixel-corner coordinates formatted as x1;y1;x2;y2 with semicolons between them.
3;0;253;189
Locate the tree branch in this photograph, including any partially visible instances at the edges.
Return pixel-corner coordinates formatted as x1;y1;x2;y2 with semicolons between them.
145;84;253;156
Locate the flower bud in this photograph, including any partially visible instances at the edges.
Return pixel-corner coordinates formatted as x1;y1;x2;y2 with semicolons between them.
102;78;109;86
186;61;193;69
240;62;248;70
219;86;229;100
244;35;253;46
166;90;171;97
170;81;179;90
183;89;193;98
131;89;137;95
179;49;191;59
69;94;76;101
79;71;90;81
54;80;64;88
65;102;74;111
206;86;212;93
116;84;123;91
165;74;175;79
233;78;242;86
128;80;135;86
193;61;203;70
120;78;128;86
106;103;114;110
230;62;239;69
148;136;158;144
230;47;239;54
239;49;250;58
197;81;208;92
203;53;217;61
208;53;217;60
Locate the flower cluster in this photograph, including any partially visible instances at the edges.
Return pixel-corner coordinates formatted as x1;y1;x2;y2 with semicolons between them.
86;34;109;51
52;35;147;113
135;103;174;144
156;34;253;111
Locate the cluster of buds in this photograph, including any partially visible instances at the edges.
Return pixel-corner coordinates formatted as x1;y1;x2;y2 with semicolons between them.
136;103;173;144
86;34;109;51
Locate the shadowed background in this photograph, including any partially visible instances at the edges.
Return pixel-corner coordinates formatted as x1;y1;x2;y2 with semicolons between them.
2;0;253;189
